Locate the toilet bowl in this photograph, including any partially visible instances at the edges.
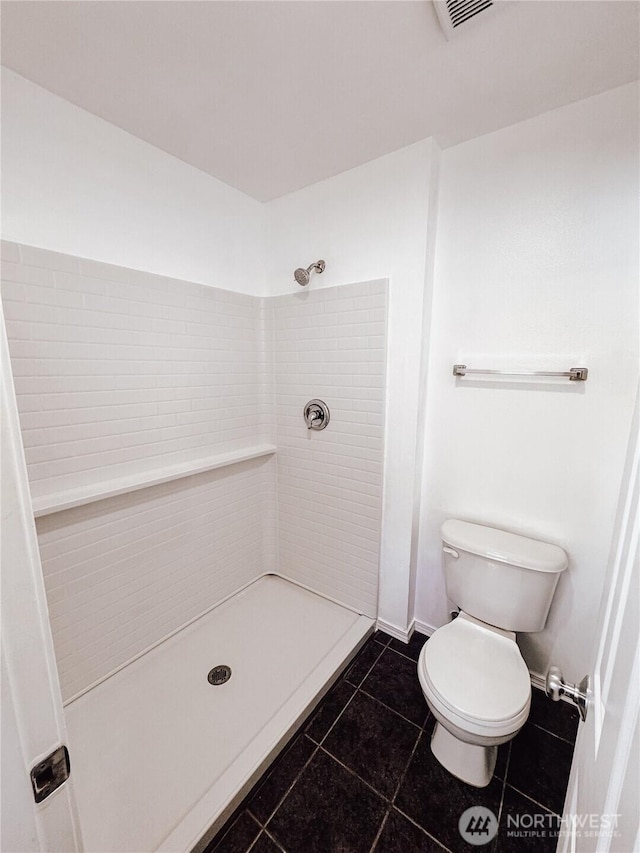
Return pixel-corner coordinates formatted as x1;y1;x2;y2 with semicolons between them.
418;613;531;787
418;519;568;787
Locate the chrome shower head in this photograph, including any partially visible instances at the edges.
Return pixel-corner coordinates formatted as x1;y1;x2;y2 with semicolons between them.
294;260;325;287
294;267;310;286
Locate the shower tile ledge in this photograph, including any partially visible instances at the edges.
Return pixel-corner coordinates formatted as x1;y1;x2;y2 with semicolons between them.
30;443;276;516
64;575;372;853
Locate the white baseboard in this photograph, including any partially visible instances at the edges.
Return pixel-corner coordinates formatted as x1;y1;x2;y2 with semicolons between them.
376;617;437;643
375;618;415;643
412;619;437;638
530;671;546;693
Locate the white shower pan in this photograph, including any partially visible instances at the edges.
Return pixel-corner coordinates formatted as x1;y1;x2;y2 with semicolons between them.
64;574;373;852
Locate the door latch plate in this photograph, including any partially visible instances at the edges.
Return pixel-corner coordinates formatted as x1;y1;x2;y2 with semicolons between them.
30;745;70;803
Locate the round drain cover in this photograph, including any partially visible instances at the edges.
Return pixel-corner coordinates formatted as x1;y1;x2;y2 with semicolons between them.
207;665;232;686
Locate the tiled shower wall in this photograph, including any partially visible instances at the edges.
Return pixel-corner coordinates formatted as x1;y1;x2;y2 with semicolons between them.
1;242;386;699
269;281;387;618
35;461;275;699
0;241;272;496
1;241;276;700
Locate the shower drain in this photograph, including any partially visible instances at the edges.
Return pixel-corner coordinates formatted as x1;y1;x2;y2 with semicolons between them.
207;665;232;686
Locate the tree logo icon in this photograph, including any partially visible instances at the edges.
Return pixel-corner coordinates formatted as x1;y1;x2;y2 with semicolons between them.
459;806;499;845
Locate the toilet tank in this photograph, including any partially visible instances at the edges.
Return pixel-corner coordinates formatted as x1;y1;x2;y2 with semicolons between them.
441;520;568;633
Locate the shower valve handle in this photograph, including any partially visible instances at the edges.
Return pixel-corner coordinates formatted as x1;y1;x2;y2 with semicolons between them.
304;399;330;430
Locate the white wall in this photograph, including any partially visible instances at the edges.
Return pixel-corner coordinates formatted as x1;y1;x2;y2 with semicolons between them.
266;141;440;636
416;82;640;682
1;69;266;296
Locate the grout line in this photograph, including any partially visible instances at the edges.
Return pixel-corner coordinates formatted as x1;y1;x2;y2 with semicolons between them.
244;829;262;853
262;827;288;852
503;781;562;816
246;809;264;829
495;742;510;841
384;641;426;665
529;719;578;746
387;648;421;665
345;641;386;688
378;641;427;670
367;809;390;853
316;744;390;803
391;803;454;852
209;810;261;853
248;735;320;830
390;727;424;806
421;705;434;732
502;740;512;783
358;685;428;731
314;683;360;747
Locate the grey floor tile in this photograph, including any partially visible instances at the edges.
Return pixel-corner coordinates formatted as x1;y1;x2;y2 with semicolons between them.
374;808;448;852
395;734;503;853
247;735;316;824
494;785;560;852
267;749;387;853
388;632;428;662
323;690;421;798
304;680;355;743
374;631;393;646
344;640;385;687
207;810;260;853
527;688;580;744
507;723;574;815
249;832;283;853
201;641;577;853
361;647;429;727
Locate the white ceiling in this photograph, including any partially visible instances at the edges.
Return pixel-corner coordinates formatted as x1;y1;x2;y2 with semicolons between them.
1;1;638;202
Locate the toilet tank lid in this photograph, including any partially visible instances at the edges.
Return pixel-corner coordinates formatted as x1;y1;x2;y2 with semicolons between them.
441;520;568;574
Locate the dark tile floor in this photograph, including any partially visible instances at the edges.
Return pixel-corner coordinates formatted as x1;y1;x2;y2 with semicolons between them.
203;631;579;853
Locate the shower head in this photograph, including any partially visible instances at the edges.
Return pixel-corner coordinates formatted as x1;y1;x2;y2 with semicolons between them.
294;260;325;287
294;267;311;286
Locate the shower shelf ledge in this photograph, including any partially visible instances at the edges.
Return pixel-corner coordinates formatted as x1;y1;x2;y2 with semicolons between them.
31;444;277;518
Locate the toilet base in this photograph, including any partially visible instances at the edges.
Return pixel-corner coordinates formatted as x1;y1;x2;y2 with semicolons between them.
430;722;497;788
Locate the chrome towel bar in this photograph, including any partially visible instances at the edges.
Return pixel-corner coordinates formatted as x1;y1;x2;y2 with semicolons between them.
453;365;588;381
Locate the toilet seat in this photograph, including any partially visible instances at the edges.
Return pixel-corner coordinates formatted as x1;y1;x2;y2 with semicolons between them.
418;615;531;736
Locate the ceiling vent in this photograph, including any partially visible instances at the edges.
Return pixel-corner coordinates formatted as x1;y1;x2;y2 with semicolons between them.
434;0;495;40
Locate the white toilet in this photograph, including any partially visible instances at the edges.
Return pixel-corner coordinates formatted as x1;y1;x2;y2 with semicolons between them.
418;519;567;788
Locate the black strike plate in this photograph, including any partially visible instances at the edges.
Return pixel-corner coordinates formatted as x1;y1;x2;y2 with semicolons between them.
30;745;70;803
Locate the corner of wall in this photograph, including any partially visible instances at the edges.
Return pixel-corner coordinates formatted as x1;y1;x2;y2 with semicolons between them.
408;140;442;624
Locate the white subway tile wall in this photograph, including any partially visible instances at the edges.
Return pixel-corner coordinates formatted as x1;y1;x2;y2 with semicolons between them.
1;242;386;697
1;241;277;700
271;282;387;618
1;241;272;498
36;459;276;699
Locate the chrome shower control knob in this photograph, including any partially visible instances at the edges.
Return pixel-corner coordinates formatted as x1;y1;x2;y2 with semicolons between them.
304;399;330;430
